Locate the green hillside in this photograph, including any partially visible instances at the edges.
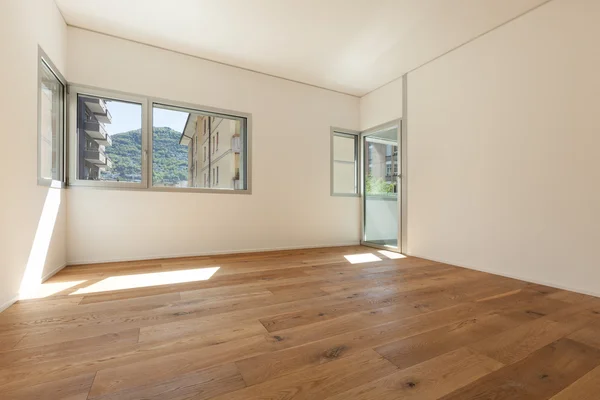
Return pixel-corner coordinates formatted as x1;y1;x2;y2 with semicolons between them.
103;127;188;184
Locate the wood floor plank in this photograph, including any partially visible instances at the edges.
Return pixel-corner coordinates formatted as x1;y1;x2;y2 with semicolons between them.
326;347;503;400
0;328;139;368
568;320;600;350
441;339;600;399
374;312;528;370
88;362;245;400
1;372;96;400
210;349;397;400
469;310;592;365
550;364;600;400
235;302;492;386
87;335;271;398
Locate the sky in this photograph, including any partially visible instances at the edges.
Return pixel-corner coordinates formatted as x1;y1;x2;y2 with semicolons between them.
104;101;189;135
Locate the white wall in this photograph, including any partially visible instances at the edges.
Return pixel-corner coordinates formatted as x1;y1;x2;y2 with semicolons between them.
405;0;600;296
66;28;360;264
0;0;68;309
359;78;403;131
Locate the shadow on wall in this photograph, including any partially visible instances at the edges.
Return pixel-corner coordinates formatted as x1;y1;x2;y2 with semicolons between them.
18;187;62;299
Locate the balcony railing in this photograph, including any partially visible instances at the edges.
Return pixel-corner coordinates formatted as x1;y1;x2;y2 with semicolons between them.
83;121;111;146
84;149;110;166
83;97;113;124
231;135;241;153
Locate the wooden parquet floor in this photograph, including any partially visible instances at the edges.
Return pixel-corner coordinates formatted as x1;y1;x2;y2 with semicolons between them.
1;246;600;399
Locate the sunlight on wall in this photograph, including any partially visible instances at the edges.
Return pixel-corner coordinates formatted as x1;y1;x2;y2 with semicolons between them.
344;253;382;264
378;250;406;259
22;280;86;300
71;267;220;295
19;188;62;299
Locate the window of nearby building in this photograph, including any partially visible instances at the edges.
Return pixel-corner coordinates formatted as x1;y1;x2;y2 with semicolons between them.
216;132;219;151
38;48;66;186
331;129;359;196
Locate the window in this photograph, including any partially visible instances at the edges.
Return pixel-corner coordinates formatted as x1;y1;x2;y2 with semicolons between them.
68;86;146;188
69;87;250;192
38;48;66;186
151;102;249;191
331;129;359;196
216;132;219;151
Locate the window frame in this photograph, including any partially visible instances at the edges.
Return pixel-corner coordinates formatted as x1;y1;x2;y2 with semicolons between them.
149;99;251;194
67;85;252;194
38;46;67;188
330;127;360;197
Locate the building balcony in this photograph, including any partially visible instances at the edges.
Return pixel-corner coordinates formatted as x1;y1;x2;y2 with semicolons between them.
83;121;112;146
231;135;241;153
83;97;112;124
84;149;111;167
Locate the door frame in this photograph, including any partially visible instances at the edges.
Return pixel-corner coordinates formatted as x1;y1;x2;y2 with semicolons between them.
360;118;406;254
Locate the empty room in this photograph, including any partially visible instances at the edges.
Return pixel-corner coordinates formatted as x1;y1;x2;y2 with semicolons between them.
1;0;599;398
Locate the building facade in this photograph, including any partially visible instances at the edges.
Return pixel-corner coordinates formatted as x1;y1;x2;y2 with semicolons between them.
77;96;113;180
366;141;398;192
180;114;241;189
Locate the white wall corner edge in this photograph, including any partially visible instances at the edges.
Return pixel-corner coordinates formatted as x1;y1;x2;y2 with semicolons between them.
42;262;68;283
0;294;19;314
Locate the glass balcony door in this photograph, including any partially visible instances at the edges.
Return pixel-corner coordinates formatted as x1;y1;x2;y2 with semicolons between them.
361;122;401;251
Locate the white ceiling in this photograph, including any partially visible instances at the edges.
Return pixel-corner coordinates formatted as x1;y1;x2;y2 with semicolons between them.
55;0;547;96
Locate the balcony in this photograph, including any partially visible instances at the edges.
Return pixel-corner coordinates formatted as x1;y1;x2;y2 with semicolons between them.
83;121;111;146
231;135;241;153
84;149;110;167
83;97;113;124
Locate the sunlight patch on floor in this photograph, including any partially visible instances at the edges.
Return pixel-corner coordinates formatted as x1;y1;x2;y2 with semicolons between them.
21;280;87;300
344;253;382;264
378;250;406;259
71;267;220;295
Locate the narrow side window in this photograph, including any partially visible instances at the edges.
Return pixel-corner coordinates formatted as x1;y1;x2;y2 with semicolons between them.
38;49;66;186
331;129;359;196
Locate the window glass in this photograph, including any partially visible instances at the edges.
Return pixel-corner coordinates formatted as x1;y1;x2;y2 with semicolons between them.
76;94;143;182
39;59;64;182
332;132;358;195
152;103;248;190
